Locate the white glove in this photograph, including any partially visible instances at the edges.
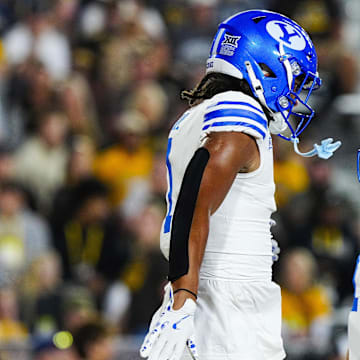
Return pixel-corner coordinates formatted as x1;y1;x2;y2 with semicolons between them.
140;283;198;360
270;219;280;262
271;238;280;262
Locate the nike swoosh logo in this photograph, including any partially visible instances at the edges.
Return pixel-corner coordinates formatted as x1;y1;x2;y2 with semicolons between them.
172;315;190;330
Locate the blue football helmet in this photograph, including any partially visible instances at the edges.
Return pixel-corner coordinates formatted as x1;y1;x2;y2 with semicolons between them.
206;9;321;141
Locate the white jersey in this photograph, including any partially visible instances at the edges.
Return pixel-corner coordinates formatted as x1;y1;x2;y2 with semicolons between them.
160;90;276;281
349;255;360;360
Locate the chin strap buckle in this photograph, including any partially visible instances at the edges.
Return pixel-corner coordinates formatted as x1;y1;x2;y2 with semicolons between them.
291;137;342;159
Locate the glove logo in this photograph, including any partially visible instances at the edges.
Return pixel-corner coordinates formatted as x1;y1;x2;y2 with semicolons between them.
172;315;191;330
266;20;306;51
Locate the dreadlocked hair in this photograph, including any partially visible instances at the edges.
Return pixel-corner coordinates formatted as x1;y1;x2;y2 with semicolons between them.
181;72;254;107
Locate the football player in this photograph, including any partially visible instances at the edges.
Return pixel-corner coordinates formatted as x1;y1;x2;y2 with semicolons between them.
348;152;360;360
140;10;341;360
348;255;360;360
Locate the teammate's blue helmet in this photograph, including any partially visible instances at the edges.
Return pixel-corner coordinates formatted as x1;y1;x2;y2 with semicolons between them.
206;9;321;140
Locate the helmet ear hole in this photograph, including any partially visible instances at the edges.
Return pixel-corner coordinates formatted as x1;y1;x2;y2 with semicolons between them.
259;63;276;78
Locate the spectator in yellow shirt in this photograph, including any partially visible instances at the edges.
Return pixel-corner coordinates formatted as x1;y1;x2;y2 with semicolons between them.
280;248;333;360
0;286;28;343
93;110;153;208
273;138;309;209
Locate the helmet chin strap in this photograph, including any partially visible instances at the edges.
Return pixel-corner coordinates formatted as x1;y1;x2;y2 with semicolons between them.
245;60;288;135
244;60;271;113
278;43;293;90
245;52;342;160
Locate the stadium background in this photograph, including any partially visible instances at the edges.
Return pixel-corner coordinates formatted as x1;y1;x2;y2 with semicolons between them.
0;0;359;359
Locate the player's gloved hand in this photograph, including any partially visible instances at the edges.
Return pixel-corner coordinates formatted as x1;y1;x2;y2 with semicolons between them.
270;219;280;262
271;238;280;262
140;283;198;360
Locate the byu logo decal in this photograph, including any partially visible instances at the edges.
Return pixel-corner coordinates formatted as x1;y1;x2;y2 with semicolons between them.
219;34;241;56
266;20;306;51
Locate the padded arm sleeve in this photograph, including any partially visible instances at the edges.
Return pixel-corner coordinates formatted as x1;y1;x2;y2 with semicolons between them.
168;148;210;282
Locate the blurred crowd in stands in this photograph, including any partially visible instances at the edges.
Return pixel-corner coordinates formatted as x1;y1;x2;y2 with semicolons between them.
0;0;359;359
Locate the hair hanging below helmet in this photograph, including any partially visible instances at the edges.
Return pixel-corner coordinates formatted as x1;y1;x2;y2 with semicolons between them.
181;73;253;107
